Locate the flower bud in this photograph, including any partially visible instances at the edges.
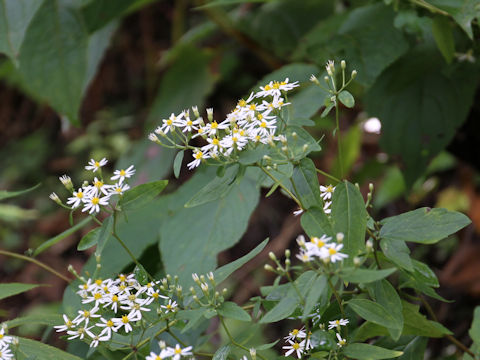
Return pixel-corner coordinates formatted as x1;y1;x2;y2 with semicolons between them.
366;239;374;251
341;60;346;69
207;108;214;122
336;232;344;242
148;133;159;143
269;252;277;261
351;70;357;79
49;192;62;205
207;272;214;282
192;106;200;118
291;132;297;139
353;257;362;266
302;144;308;152
189;286;196;295
264;264;275;272
250;348;257;360
192;273;200;283
324;76;329;84
59;175;73;192
310;74;320;85
285;249;291;258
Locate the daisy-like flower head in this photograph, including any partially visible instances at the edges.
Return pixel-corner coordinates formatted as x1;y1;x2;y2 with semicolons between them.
322;243;348;263
112;310;141;333
282;339;305;359
109;182;130;196
170;344;193;360
81;194;109;214
146;349;173;360
110;165;135;184
0;343;14;360
284;327;306;341
187;150;210;170
336;332;347;347
67;188;85;208
328;318;349;330
85;158;108;172
54;314;75;333
320;185;335;201
161;299;178;314
0;327;13;348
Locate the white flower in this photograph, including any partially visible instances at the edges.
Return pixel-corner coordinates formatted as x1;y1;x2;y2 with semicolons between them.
284;327;307;341
0;344;14;360
170;344;193;360
328;318;349;330
49;192;61;204
293;208;304;216
96;318;117;338
336;332;346;347
146;349;173;360
161;299;178;313
109;182;130;196
0;328;13;348
113;310;141;333
85;158;108;172
323;200;332;214
87;329;110;347
73;307;101;327
54;314;75;333
67;325;93;340
67;188;85;208
296;250;312;263
319;185;335;200
81;194;109;214
282;339;305;358
110;165;135;184
187;150;210;170
322;243;348;263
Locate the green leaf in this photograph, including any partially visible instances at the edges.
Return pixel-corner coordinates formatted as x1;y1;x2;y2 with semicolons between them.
260;294;298;323
177;308;208;333
0;0;42;62
366;46;478;185
0;283;42;300
292;158;322;210
432;16;455;63
469;306;480;344
213;239;268;284
256;339;280;350
402;301;452;337
331;181;367;265
285;126;321;161
321;103;334;118
348;299;398;330
303;275;327;318
5;314;63;329
380;207;471;244
340;268;396;284
133;264;148;285
0;184;40;201
77;227;100;251
118;180;168;210
212;345;231;360
380;238;413;272
18;0;89;124
185;165;239;208
301;206;334;238
160;168;259;288
397;337;428;360
217;301;251;322
428;0;480;39
338;90;355;108
173;150;184;179
17;337;83;360
196;0;269;9
372;280;403;340
94;215;113;257
343;343;403;359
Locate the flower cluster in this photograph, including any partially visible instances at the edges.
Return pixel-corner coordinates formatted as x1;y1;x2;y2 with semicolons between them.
148;79;299;169
282;326;313;358
54;273;177;348
50;158;135;214
328;319;348;348
296;233;347;264
146;341;193;360
0;326;16;360
293;184;335;217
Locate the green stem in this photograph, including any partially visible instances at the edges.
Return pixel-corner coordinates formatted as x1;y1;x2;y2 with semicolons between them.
0;249;70;282
315;168;340;184
419;295;476;358
219;316;267;360
258;165;303;209
334;102;344;179
33;216;92;256
327;276;345;318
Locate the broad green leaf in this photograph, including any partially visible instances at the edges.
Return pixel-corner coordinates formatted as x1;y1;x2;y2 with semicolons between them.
380;238;413;272
0;283;42;300
94;215;113;257
348;299;398;330
402;301;452;337
301;206;334;238
354;322;389;342
303;275;327;318
5;313;63;329
185;165;239;208
428;0;480;39
133;264;148;285
118;180;168;210
469;306;480;344
213;239;268;284
212;345;231;360
17;337;83;360
0;184;40;201
289;84;328;120
340;268;396;284
366;45;478;185
256;339;280;350
160;168;259;288
260;295;298;323
218;301;251;322
197;0;269;9
77;227;100;251
338;90;354;108
177;308;208;333
331;181;367;265
285;126;321;161
343;343;403;359
173;151;184;179
18;0;88;125
432;16;455;63
409;260;439;288
372;280;403;340
397;337;428;360
147;45;215;126
380;207;470;244
332;125;362;178
292;158;322;210
0;0;42;62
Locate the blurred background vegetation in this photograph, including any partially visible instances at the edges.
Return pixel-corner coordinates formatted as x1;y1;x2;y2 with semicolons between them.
0;0;480;358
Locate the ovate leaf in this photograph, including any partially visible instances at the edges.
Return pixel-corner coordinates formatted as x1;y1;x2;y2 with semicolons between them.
432;16;455;63
340;268;396;284
118;180;168;210
292;158;322;210
217;301;251;322
0;283;42;300
338;90;355;108
348;299;398;330
343;343;403;359
17;337;83;360
301;206;334;238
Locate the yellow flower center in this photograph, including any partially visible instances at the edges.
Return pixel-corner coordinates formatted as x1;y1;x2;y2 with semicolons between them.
66;320;73;327
329;248;337;255
167;119;173;125
94;293;102;300
83;310;90;318
292;342;300;350
264;84;271;90
91;197;100;205
122;315;129;324
175;348;182;355
95;161;100;167
128;294;136;301
120;169;126;176
152;292;159;299
211;122;218;129
198;128;204;134
95;180;103;188
0;334;3;339
156;356;162;360
107;320;114;327
292;329;299;335
232;136;238;143
195;152;203;160
260;121;267;128
326;185;334;192
187;120;193;126
249;104;256;110
257;114;263;120
76;192;83;199
212;138;219;145
95;279;102;286
112;295;118;302
273;82;280;89
119;275;126;282
238;99;246;107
